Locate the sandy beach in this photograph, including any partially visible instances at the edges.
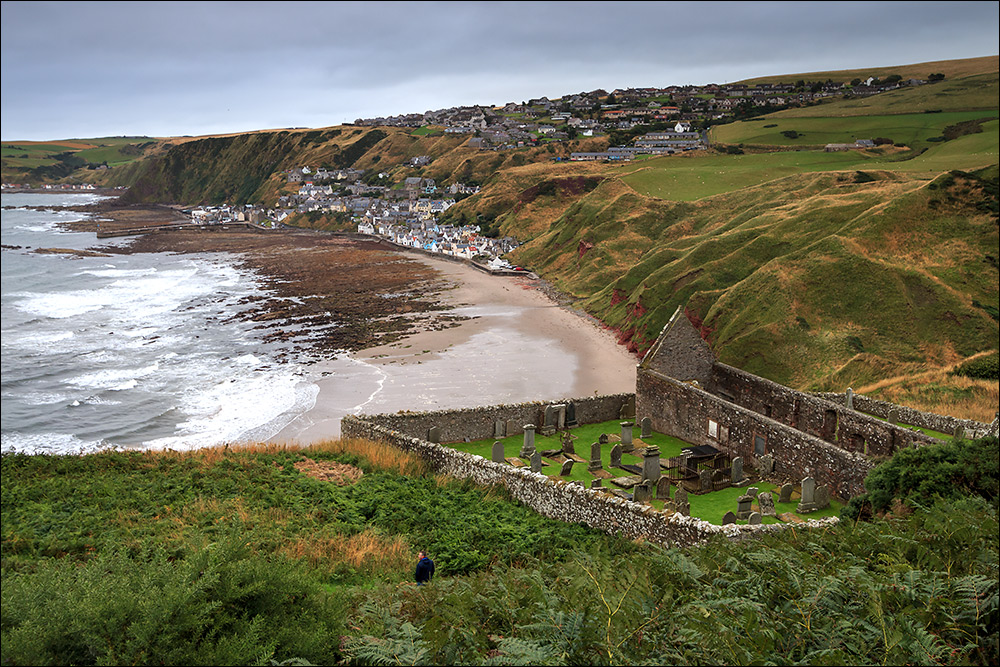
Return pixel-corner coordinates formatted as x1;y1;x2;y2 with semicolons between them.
275;254;639;442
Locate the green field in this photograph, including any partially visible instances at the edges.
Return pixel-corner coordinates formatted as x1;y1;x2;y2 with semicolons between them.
619;118;998;201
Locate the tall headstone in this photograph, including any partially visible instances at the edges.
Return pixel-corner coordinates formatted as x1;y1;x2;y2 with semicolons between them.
530;451;543;473
609;444;622;468
491;440;505;463
427;426;440;443
674;487;690;516
954;425;965;440
494;420;506;438
846;387;854;410
758;454;775;475
731;456;745;484
642;445;661;483
699;469;712;492
737;494;754;520
886;408;899;425
541;405;557;436
640;417;652;438
797;477;817;513
815;484;831;510
565;401;578;428
506;419;519;438
560;459;574;476
633;480;652;504
656;476;671;500
588;442;603;471
748;512;762;525
722;511;737;525
779;483;793;504
520;424;536;459
757;491;776;517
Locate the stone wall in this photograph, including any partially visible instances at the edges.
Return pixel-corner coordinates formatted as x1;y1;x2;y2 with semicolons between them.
812;391;994;438
357;394;635;444
637;369;876;498
710;364;941;457
341;413;837;549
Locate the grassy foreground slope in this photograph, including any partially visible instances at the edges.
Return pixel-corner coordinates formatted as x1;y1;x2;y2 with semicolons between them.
2;439;997;666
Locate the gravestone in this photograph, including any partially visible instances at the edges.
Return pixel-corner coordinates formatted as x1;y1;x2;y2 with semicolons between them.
954;425;965;440
599;433;610;445
519;424;536;459
591;479;603;489
758;454;775;475
491;440;505;464
427;426;440;443
561;431;577;456
815;484;831;510
747;486;759;498
722;511;737;525
748;512;762;525
886;408;899;425
560;459;574;476
737;494;754;520
494;420;506;439
674;487;690;516
779;483;793;504
846;387;854;410
656;476;671;500
797;477;818;513
505;419;519;438
620;422;634;451
566;401;578;428
699;469;712;492
642;445;661;483
640;417;652;438
530;451;543;473
609;444;623;468
541;405;558;436
633;480;652;504
757;491;776;517
731;456;745;485
588;442;603;471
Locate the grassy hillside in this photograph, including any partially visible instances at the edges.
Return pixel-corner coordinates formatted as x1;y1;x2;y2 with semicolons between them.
734;54;998;87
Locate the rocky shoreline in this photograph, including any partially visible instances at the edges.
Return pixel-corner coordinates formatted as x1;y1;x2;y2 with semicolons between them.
46;201;466;363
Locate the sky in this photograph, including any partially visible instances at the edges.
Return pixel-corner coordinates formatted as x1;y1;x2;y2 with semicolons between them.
2;1;998;141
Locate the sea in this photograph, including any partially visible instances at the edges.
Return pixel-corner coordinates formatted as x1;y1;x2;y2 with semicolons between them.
1;193;320;454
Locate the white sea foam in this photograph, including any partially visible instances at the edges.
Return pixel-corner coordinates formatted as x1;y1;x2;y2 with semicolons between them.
68;363;160;390
0;431;110;456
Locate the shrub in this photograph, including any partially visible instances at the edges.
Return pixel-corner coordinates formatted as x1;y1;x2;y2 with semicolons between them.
842;436;999;520
0;537;345;665
954;353;1000;380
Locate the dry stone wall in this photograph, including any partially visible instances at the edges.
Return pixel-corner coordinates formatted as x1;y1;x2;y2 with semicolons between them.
812;391;994;438
637;369;876;498
341;413;837;549
711;364;940;457
357;394;634;444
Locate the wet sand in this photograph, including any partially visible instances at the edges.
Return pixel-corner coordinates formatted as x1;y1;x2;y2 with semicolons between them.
275;255;639;442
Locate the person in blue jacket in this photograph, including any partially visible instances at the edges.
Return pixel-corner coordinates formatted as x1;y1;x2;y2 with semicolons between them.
415;550;435;585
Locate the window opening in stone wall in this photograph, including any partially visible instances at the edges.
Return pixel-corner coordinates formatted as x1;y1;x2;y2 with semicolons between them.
708;419;718;439
754;433;766;456
822;409;838;441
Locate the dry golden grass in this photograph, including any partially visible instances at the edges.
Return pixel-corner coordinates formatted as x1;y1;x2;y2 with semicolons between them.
279;529;413;577
306;438;429;476
857;351;999;422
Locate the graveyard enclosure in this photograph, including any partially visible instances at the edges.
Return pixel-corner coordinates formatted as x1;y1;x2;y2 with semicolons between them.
340;404;838;550
636;306;989;499
812;391;994;438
